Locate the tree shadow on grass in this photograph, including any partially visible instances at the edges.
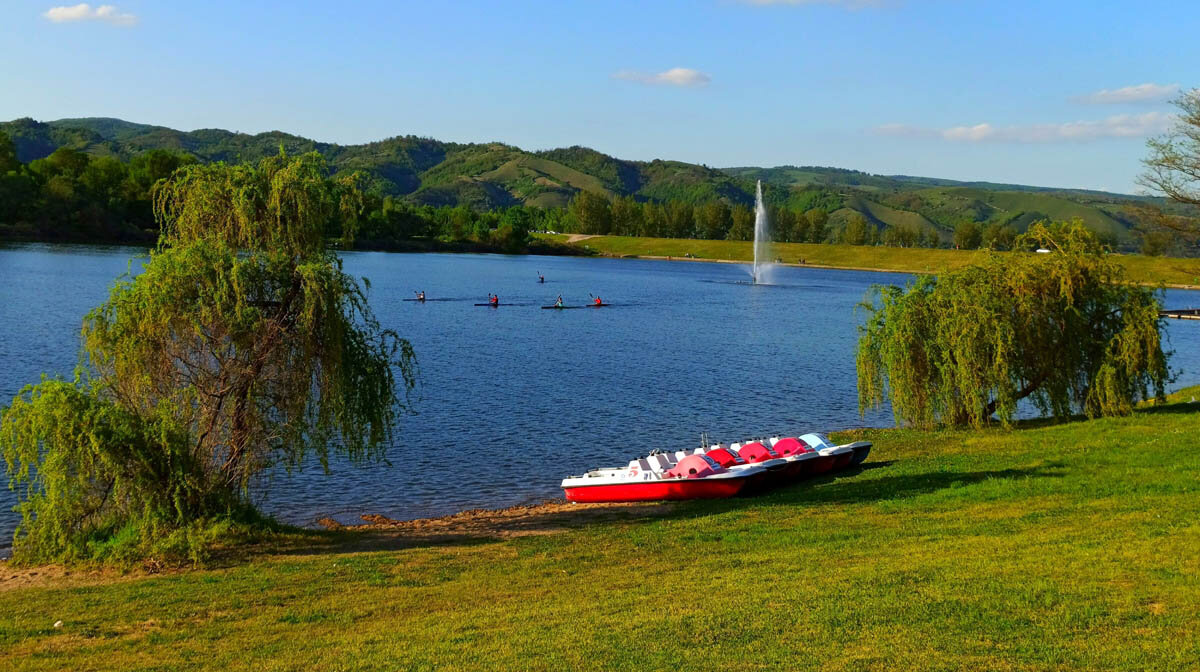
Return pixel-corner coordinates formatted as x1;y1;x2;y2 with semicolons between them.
949;393;1200;432
1138;400;1200;416
245;459;1065;561
765;461;1065;506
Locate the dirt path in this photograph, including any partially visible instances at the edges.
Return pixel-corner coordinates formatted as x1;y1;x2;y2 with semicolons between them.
565;234;599;244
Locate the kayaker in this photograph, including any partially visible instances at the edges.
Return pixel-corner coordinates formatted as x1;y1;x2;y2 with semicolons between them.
416;291;425;302
538;272;545;283
593;296;602;306
554;294;563;308
489;294;499;306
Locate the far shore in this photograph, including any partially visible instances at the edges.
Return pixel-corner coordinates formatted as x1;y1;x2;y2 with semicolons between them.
549;233;1200;291
627;252;1200;290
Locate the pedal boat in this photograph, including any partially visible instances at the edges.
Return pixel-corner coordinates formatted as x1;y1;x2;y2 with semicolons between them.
561;454;766;503
798;433;872;469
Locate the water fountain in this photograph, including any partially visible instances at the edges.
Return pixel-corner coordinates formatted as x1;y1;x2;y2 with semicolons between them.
751;179;771;284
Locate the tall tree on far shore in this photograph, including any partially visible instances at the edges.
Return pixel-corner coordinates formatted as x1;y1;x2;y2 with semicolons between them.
568;190;612;235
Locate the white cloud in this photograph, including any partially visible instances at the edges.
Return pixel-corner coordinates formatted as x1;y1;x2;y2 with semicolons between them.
876;112;1173;143
1074;83;1179;105
44;4;137;26
613;68;711;88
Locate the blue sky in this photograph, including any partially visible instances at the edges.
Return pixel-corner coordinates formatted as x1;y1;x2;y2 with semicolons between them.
3;1;1196;193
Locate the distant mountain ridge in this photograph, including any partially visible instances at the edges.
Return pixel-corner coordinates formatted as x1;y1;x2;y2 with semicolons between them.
2;116;1183;242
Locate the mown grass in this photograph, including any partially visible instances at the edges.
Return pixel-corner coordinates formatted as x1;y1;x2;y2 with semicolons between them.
542;234;1200;288
2;390;1199;671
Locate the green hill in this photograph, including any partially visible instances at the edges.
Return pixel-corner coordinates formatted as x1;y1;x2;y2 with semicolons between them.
3;116;1194;246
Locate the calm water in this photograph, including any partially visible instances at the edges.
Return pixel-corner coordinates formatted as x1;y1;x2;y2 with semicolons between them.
3;244;1199;549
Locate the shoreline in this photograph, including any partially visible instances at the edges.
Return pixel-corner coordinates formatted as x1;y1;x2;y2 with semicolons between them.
6;237;1199;291
586;250;1200;291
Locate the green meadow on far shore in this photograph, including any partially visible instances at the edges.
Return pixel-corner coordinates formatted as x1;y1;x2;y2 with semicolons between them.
2;387;1198;671
539;233;1200;289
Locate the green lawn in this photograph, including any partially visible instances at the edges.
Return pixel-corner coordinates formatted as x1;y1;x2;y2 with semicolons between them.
3;389;1199;670
542;234;1200;288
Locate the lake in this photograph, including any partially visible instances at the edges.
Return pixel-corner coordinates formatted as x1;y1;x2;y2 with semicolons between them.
3;244;1199;551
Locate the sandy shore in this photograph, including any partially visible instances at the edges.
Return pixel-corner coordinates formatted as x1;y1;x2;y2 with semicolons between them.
321;498;675;545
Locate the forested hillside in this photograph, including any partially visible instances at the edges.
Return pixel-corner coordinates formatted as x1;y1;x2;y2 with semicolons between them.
2;116;1196;253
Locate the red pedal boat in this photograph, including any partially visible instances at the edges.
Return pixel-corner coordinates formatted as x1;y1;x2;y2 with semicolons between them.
561;454;767;503
561;433;872;503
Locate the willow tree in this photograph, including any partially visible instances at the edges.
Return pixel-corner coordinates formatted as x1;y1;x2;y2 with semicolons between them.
856;221;1168;429
1;152;415;563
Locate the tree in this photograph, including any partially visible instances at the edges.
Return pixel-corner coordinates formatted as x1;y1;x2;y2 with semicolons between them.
0;132;37;225
793;210;811;243
568;190;612;235
643;202;667;238
664;200;695;238
856;221;1167;429
771;206;796;243
1140;88;1200;208
697;201;732;240
0;131;20;174
1139;88;1200;241
610;195;643;236
1;152;416;563
953;220;982;249
806;209;829;243
841;213;875;246
727;204;754;241
982;222;1017;251
1139;228;1177;257
882;222;920;248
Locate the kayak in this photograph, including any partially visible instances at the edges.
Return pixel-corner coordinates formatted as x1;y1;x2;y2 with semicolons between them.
541;305;583;310
474;303;505;307
402;298;426;302
587;303;609;308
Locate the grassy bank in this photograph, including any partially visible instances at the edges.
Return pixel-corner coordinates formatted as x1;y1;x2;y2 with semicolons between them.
542;234;1200;289
3;389;1199;670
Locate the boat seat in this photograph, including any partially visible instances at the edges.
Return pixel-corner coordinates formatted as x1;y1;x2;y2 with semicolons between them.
772;437;808;457
704;447;741;467
664;454;722;479
649;454;675;471
736;442;777;463
799;433;833;450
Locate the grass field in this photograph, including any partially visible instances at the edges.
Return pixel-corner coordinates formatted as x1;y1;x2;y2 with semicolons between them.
3;388;1199;671
542;234;1200;288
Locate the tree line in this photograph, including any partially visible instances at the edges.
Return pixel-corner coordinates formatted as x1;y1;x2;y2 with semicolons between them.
2;128;1186;256
561;190;1032;250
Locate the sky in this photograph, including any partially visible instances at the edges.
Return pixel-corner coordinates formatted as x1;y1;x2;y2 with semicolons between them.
2;1;1197;193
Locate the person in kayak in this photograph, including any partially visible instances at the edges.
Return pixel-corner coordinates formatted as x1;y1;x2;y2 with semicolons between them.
554;294;563;308
489;294;499;306
415;290;425;302
538;272;545;283
593;296;602;306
